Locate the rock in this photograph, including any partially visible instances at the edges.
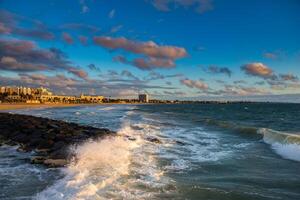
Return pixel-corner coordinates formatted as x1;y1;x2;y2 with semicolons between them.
17;145;31;152
52;141;66;150
13;133;30;143
146;136;162;144
175;140;186;146
0;113;115;168
124;135;136;141
31;156;46;164
43;159;68;167
37;139;54;149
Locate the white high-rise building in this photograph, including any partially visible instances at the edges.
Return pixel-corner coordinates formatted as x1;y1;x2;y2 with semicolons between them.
138;94;149;103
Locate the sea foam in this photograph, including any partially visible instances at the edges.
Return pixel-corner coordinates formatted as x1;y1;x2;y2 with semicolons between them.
258;128;300;162
35;121;169;200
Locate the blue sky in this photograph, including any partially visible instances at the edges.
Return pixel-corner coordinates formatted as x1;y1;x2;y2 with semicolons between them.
0;0;300;101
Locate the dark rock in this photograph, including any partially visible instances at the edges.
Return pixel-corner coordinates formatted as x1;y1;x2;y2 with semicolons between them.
44;159;68;167
0;112;115;168
175;140;186;146
146;136;162;144
31;156;46;164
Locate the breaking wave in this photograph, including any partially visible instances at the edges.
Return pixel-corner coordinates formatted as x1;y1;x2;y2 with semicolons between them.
258;128;300;162
35;121;172;200
202;119;300;162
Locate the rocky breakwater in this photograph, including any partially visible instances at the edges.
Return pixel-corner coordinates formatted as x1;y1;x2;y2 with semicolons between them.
0;113;115;167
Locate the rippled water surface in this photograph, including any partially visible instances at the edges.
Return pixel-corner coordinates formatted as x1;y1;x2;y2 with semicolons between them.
1;103;300;199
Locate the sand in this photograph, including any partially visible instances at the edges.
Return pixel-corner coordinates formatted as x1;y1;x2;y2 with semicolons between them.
0;103;85;111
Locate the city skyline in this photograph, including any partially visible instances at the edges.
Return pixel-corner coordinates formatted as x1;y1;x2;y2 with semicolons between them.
0;0;300;102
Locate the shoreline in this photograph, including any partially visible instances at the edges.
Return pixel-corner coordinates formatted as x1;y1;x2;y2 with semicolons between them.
1;101;297;111
0;102;157;111
0;103;85;111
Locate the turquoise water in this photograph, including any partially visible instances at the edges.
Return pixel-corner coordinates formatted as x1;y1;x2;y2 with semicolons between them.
1;103;300;199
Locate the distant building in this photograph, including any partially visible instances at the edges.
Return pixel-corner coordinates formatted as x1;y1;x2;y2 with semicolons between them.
40;95;76;103
0;87;5;94
6;95;21;101
80;94;104;103
138;94;149;103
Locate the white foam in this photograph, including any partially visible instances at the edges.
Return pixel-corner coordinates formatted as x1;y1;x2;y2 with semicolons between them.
35;121;170;200
260;128;300;162
267;142;300;162
97;106;116;111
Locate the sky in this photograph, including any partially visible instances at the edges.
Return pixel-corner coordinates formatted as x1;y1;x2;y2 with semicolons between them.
0;0;300;102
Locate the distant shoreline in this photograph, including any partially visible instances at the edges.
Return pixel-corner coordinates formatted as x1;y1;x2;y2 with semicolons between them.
0;103;86;111
0;101;298;111
0;102;155;111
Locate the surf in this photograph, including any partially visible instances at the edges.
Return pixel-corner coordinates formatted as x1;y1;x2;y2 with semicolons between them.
35;120;170;200
258;128;300;162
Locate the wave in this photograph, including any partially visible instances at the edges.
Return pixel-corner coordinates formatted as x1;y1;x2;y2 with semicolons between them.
258;128;300;162
35;121;171;200
202;119;300;162
203;119;258;135
97;106;116;111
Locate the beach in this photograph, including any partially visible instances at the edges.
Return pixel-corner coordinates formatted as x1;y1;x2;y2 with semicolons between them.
0;103;87;111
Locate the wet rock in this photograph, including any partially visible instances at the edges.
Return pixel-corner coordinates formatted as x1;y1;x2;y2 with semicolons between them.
124;135;136;141
44;159;68;167
0;112;115;168
17;144;31;152
146;136;162;144
175;140;186;146
31;156;46;164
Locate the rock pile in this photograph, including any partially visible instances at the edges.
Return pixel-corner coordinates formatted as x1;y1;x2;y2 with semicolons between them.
0;113;115;167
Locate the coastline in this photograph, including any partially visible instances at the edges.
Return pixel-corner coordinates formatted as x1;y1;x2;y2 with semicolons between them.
0;103;91;111
0;102;157;111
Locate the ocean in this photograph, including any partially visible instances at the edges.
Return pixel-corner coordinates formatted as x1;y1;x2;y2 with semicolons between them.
1;103;300;200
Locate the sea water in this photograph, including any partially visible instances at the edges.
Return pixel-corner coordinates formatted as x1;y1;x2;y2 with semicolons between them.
1;103;300;199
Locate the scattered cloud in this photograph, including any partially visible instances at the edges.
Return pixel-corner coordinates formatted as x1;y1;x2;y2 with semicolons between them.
279;73;299;82
216;84;270;96
95;36;187;70
62;32;74;44
108;9;115;18
193;45;205;52
255;81;265;85
61;23;100;33
0;38;88;79
263;52;277;60
110;25;123;33
121;70;139;80
203;65;232;77
94;36;187;59
88;64;101;72
164;90;186;96
79;35;88;45
132;57;175;70
68;68;88;80
0;22;11;34
79;0;89;13
144;71;183;81
180;78;208;90
0;10;54;40
0;56;48;72
241;63;299;91
149;0;214;14
241;62;275;79
233;80;247;84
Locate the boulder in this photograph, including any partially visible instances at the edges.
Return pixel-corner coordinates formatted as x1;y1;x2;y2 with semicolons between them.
146;136;162;144
31;156;46;164
43;159;68;167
